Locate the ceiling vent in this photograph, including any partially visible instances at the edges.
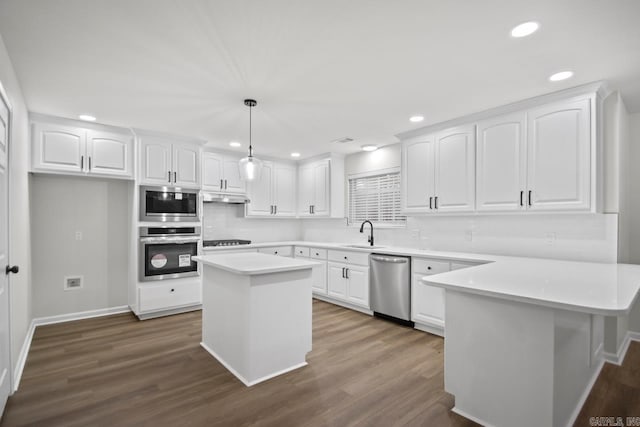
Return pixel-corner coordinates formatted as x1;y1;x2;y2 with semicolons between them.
332;137;354;144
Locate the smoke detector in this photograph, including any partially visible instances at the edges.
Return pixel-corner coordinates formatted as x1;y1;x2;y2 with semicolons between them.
331;137;354;144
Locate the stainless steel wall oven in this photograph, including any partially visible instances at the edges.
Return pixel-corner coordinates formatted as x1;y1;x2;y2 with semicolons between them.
139;226;201;281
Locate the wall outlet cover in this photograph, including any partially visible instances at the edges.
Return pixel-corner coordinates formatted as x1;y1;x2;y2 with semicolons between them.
64;276;83;290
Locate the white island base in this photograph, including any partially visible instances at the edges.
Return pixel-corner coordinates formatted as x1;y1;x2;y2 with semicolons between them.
445;291;603;427
195;253;315;387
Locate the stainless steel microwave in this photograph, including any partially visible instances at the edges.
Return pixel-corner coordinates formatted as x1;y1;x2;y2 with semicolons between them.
139;186;199;222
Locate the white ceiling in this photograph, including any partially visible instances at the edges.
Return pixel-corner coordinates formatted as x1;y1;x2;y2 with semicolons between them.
1;0;639;159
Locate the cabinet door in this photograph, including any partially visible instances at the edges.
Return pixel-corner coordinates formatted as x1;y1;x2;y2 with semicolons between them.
141;139;172;185
527;98;591;211
86;131;133;178
312;160;330;216
173;144;199;187
476;113;527;211
202;152;224;191
411;273;445;328
297;164;314;216
222;157;246;193
434;126;475;212
246;161;273;216
346;265;369;308
273;163;297;217
32;123;86;173
312;262;328;295
327;262;347;300
403;139;436;213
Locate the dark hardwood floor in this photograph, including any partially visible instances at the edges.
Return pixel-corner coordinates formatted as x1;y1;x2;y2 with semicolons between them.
1;300;638;426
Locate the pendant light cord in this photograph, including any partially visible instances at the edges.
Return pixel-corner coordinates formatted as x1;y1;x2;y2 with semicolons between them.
248;104;253;158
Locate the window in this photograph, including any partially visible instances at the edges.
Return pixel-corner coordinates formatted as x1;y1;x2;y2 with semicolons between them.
348;169;406;227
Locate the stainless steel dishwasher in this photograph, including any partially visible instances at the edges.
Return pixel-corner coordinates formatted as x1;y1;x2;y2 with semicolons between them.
370;254;413;326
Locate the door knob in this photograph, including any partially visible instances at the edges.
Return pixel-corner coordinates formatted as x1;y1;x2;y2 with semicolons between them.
6;265;19;275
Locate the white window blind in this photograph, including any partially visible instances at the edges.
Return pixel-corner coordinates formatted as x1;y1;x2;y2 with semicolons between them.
348;171;406;226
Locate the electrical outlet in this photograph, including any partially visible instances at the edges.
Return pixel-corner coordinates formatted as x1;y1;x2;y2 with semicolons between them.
64;276;83;290
75;231;82;241
545;232;556;245
465;230;474;242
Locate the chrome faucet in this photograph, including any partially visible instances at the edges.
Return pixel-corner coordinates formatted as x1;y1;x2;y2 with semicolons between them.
359;220;374;246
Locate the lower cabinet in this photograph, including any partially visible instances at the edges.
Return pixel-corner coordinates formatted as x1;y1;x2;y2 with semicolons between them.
138;280;201;314
257;246;293;257
294;246;328;295
327;262;369;309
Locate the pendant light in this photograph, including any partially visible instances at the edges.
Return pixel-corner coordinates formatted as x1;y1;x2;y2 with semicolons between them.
238;99;262;181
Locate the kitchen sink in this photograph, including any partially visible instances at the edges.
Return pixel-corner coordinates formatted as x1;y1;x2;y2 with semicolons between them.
341;244;385;249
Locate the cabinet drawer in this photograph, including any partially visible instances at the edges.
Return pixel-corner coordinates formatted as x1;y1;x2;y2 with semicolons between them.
309;248;328;260
328;250;369;266
258;246;293;257
294;246;310;258
139;281;201;313
412;258;450;275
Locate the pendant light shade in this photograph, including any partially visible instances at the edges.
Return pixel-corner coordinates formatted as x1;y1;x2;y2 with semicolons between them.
239;99;262;181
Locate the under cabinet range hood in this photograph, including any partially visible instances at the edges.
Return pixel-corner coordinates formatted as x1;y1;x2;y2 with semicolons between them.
202;192;250;204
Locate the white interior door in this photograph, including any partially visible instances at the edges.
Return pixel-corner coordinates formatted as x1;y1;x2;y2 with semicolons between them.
0;87;12;416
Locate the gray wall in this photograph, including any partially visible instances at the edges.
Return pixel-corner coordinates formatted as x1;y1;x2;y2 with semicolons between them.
30;175;129;317
0;32;32;379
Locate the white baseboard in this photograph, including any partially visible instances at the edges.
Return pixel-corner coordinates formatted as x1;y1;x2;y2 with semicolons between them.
11;305;132;393
32;306;131;327
312;294;373;315
12;320;36;393
603;331;637;365
414;322;444;337
199;342;307;387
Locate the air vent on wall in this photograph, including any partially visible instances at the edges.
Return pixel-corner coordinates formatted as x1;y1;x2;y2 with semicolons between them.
331;137;354;144
64;276;83;290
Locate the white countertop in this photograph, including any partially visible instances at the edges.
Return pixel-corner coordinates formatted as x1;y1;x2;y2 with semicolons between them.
421;257;640;315
193;252;320;275
202;240;640;315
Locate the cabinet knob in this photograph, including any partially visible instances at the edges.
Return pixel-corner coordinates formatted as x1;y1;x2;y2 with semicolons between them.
316;253;319;256
275;251;278;255
170;288;175;292
427;266;432;270
344;256;348;260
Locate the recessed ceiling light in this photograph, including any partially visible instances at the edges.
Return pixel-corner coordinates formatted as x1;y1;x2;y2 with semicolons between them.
291;152;301;158
229;141;241;147
510;21;539;38
78;114;96;121
361;145;378;152
409;115;424;123
549;71;574;82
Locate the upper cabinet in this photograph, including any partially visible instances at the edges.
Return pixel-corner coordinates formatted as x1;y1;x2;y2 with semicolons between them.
297;156;344;218
476;112;527;211
202;152;246;193
246;161;296;217
476;98;592;212
402;88;598;215
32;121;134;179
402;125;475;214
526;98;591;211
139;136;200;187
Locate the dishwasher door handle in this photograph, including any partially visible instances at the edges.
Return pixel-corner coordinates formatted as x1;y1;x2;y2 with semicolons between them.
370;255;408;264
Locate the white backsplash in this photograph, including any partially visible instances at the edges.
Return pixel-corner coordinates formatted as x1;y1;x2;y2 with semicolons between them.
203;203;302;242
301;213;619;263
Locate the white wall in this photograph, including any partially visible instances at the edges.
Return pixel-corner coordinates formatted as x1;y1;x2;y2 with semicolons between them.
0;33;31;383
30;175;129;317
627;112;640;333
202;203;301;243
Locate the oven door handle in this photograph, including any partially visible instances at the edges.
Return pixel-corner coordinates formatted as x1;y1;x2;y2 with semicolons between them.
139;237;201;243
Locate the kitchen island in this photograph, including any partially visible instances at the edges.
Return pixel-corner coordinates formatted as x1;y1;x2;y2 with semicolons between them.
423;258;640;427
193;252;319;386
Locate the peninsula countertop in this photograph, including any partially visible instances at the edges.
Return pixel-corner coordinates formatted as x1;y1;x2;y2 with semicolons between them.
193;252;320;275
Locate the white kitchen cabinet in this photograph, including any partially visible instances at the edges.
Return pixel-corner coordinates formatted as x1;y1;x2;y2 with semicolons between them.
32;121;134;178
246;161;296;217
402;125;475;214
403;138;436;213
257;246;293;257
527;98;591;211
434;126;476;212
295;246;328;295
326;249;370;309
202;152;246;193
411;258;450;336
298;159;330;216
476;113;527;212
140;136;200;187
